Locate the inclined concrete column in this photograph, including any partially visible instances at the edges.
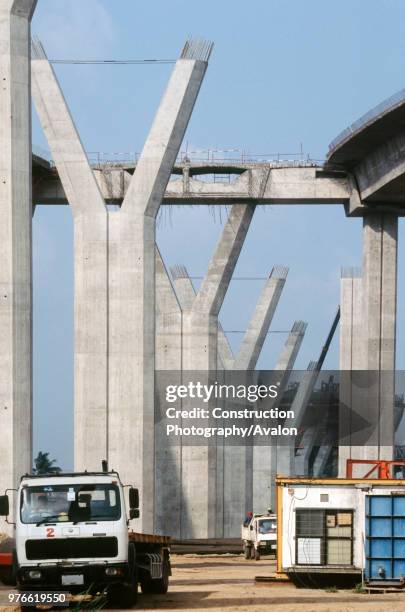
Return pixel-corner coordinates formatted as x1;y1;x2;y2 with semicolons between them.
180;204;255;538
0;0;37;533
295;425;317;475
312;431;335;476
32;40;211;531
154;247;182;535
224;266;288;536
338;268;363;476
233;267;288;370
362;213;397;463
253;321;307;513
31;42;109;471
276;361;318;477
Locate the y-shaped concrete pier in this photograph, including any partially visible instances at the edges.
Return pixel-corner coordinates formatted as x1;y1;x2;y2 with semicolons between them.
0;0;37;533
32;38;211;531
178;205;255;538
168;261;288;535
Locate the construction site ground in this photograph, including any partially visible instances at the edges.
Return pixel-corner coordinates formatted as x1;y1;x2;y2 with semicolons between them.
2;553;405;611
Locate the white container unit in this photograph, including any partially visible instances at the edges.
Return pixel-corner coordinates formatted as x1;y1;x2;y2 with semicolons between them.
276;478;405;584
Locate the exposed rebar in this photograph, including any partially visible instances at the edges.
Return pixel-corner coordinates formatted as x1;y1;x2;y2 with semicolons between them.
341;266;362;279
180;38;214;62
31;36;47;60
291;321;308;334
270;266;289;280
170;264;189;280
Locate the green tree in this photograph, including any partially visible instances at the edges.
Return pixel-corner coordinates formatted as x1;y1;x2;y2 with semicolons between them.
33;451;61;475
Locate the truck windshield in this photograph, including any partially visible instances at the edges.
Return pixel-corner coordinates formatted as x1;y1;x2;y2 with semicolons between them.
20;484;121;524
258;519;276;534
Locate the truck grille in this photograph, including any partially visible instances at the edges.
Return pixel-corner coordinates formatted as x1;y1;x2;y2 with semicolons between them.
25;537;118;560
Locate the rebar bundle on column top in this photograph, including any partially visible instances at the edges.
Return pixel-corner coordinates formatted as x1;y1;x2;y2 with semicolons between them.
341;266;362;279
180;39;214;62
31;36;47;60
291;321;308;334
171;264;189;280
270;266;289;280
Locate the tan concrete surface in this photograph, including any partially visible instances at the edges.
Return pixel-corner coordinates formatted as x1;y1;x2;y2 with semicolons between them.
2;553;405;611
135;554;405;612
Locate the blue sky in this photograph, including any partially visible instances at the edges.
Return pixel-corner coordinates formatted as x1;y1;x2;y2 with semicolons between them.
31;0;405;469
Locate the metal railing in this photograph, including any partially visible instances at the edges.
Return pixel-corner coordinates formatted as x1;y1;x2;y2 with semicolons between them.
329;87;405;153
33;146;325;169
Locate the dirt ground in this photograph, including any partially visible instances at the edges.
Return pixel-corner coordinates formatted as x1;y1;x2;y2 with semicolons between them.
135;553;405;612
2;554;405;611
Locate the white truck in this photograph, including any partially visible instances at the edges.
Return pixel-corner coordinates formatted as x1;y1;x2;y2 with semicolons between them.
241;512;277;560
0;466;171;608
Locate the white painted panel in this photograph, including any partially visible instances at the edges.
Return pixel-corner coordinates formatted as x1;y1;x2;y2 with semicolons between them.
297;537;321;564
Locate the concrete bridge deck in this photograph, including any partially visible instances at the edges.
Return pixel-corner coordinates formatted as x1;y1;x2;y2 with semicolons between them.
33;154;350;207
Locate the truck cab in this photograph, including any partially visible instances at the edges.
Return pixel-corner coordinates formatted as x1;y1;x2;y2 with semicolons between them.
0;469;169;608
241;512;277;560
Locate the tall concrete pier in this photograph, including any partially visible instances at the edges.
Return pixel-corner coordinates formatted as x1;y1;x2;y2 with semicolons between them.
154;248;183;535
362;213;397;459
180;204;255;538
32;39;211;531
168;262;289;536
0;0;36;532
338;268;363;475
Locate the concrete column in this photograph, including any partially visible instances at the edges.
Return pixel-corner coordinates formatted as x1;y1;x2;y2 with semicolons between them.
253;321;307;513
362;213;397;462
276;361;318;478
179;204;255;538
233;267;288;370
154;247;182;535
32;42;109;471
156;248;182;370
312;432;334;476
223;266;288;536
32;39;211;531
171;261;289;536
170;264;234;370
109;49;211;532
338;268;363;476
295;425;317;476
0;0;37;533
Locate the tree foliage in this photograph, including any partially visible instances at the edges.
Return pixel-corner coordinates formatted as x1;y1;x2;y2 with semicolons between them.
33;451;61;475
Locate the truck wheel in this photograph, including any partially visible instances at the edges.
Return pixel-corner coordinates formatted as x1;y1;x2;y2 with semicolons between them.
254;548;261;561
141;559;170;595
244;544;251;560
250;546;256;560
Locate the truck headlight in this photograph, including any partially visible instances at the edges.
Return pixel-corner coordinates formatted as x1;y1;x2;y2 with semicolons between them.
105;568;122;577
28;570;42;580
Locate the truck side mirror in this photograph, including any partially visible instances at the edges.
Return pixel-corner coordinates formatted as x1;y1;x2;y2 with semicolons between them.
129;487;139;510
249;525;254;530
129;508;140;520
0;495;9;516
